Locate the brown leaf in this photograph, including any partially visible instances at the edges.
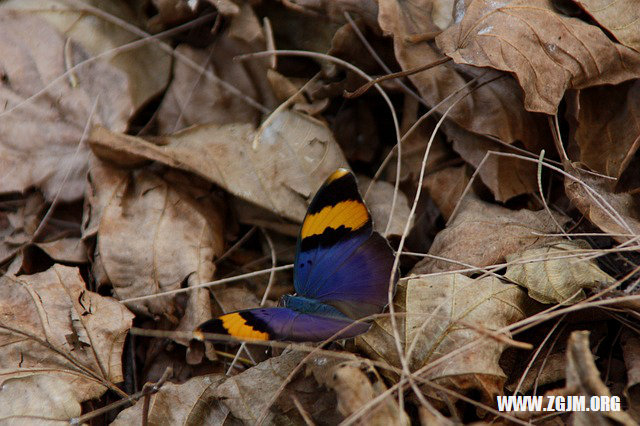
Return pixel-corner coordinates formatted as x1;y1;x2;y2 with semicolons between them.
312;360;409;425
213;351;307;424
565;330;636;425
82;156;224;318
378;0;552;201
0;11;132;201
436;0;640;114
360;176;413;238
32;238;88;265
411;196;569;275
89;109;348;222
569;80;640;183
156;4;275;133
572;0;640;52
0;264;134;421
447;123;540;201
359;275;531;404
112;374;228;425
621;329;640;423
504;240;615;305
564;169;640;244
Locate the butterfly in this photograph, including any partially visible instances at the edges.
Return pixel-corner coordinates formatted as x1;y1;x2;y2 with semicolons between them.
193;168;398;342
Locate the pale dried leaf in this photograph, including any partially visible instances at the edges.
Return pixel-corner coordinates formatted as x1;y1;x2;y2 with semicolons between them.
359;275;531;403
447;123;540;201
89;109;348;222
312;360;409;425
569;80;640;181
360;176;413;238
0;11;131;201
566;331;636;425
378;0;551;147
156;3;275;133
82;157;224;318
436;0;640;114
412;196;569;274
564;169;640;244
33;238;88;264
0;264;134;422
505;240;615;305
112;374;228;425
378;0;551;200
4;0;171;113
213;351;306;424
572;0;640;52
621;330;640;422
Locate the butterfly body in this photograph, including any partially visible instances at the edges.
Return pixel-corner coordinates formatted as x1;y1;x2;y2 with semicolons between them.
195;169;398;342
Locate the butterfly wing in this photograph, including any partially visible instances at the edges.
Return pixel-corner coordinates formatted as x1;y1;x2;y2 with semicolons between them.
194;307;370;342
294;169;397;320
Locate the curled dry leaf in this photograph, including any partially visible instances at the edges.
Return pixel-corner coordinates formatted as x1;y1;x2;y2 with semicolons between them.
411;196;569;275
621;330;640;422
0;11;132;201
378;0;551;200
0;264;134;422
89;108;348;222
4;0;171;114
212;351;309;424
312;360;409;425
157;3;276;133
436;0;640;114
565;331;636;425
504;240;615;305
569;80;640;182
82;156;224;319
359;176;413;238
112;374;228;425
359;275;531;403
564;169;640;244
572;0;640;52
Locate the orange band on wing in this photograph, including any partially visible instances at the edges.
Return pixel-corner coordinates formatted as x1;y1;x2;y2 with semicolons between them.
221;313;270;340
301;200;369;239
326;168;350;183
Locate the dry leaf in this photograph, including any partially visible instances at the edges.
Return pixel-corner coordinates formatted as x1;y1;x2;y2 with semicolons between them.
89;109;348;222
112;374;228;425
504;240;615;305
569;80;640;183
411;196;569;274
312;360;409;425
447;123;541;201
212;351;307;424
360;176;413;238
621;329;640;422
4;0;171;114
564;169;640;244
424;165;469;220
82;156;224;318
565;330;636;425
436;0;640;114
378;0;552;200
0;264;134;421
32;238;88;264
572;0;640;52
359;275;530;404
156;4;275;133
0;11;131;201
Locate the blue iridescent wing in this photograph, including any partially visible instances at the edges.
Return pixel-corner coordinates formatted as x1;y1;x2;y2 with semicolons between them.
294;169;397;319
194;307;370;342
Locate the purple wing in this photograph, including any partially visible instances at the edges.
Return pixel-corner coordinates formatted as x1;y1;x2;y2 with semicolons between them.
298;232;398;320
195;307;371;342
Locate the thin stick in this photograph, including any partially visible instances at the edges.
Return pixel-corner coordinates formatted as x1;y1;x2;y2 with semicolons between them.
119;264;293;304
69;367;173;425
